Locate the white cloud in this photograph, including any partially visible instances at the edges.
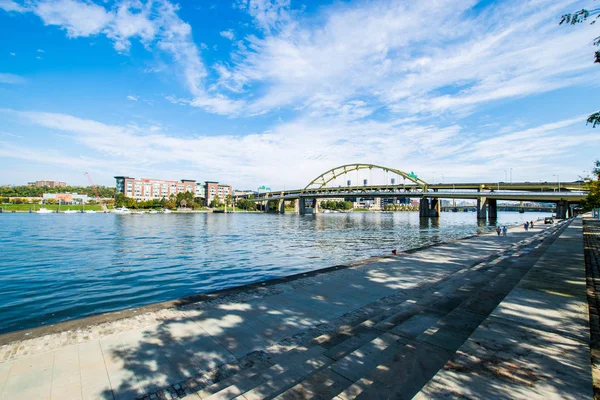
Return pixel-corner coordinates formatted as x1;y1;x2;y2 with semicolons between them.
34;0;112;37
126;95;138;101
37;49;44;53
210;0;599;118
236;0;291;33
9;52;15;56
0;73;26;84
2;108;595;188
219;29;235;40
0;0;27;12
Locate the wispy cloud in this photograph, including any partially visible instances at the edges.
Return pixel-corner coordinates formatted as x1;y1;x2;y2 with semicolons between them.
213;0;599;117
2;108;594;187
219;29;235;40
0;0;26;12
126;95;138;101
0;73;26;84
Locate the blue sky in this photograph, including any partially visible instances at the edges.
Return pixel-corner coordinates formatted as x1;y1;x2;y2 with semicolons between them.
0;0;598;189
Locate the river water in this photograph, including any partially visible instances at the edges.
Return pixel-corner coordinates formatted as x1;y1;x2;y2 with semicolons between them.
0;211;549;334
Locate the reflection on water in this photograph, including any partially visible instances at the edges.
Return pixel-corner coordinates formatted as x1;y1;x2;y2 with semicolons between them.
0;211;549;334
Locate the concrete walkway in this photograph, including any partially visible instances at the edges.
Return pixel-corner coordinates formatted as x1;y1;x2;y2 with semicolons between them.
0;220;590;400
416;217;591;399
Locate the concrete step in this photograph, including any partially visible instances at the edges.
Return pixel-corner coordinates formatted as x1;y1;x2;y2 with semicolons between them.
157;232;553;400
201;345;330;400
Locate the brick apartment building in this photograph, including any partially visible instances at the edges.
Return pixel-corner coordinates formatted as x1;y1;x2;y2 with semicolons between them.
205;181;233;205
28;180;67;187
115;177;232;206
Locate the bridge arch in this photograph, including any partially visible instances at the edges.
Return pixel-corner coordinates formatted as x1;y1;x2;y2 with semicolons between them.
303;163;428;191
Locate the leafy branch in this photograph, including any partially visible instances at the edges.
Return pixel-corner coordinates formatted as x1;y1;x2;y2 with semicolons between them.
560;5;600;127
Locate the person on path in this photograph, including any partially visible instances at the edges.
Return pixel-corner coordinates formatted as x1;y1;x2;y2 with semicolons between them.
496;226;501;236
530;220;534;228
502;226;507;236
524;222;529;231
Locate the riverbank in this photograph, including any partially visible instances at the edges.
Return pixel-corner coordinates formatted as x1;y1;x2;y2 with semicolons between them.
0;219;584;400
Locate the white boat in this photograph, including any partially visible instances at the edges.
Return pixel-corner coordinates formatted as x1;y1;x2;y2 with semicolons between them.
162;209;173;214
148;210;158;214
64;209;79;214
84;210;96;214
112;207;131;214
36;207;54;214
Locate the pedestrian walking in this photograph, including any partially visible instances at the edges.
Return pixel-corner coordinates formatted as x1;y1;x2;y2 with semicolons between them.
524;222;529;231
502;226;507;236
496;226;501;236
530;220;534;228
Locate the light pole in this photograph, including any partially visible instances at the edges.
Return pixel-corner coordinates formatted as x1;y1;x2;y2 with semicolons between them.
553;174;560;192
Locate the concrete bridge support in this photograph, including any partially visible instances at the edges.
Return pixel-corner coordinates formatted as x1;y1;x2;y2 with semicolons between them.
419;198;439;218
556;200;568;219
313;198;320;214
477;197;487;220
294;199;299;214
278;199;285;214
299;198;306;215
487;199;497;220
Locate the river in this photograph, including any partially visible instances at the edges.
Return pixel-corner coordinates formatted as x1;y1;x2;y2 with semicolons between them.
0;211;551;334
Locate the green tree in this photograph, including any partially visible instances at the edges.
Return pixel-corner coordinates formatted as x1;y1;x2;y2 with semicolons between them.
582;160;600;209
210;195;221;208
561;4;600;126
114;193;125;207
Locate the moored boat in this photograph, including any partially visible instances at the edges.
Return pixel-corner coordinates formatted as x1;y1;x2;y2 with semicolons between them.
36;207;54;214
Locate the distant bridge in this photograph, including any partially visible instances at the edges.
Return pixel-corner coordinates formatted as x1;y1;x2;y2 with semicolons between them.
242;164;587;220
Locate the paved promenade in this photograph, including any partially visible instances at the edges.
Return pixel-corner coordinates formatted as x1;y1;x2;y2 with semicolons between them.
0;219;591;399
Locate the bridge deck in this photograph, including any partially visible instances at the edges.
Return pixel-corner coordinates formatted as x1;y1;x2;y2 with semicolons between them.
0;219;591;399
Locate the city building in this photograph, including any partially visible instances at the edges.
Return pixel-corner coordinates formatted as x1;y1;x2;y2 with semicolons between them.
28;180;66;187
195;183;206;200
114;177;195;200
114;177;232;205
43;193;89;204
205;181;233;205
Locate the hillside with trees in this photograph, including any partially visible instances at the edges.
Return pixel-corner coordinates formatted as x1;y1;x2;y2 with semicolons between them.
0;185;116;198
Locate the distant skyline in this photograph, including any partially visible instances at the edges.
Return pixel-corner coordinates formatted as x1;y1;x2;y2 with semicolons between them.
0;0;599;189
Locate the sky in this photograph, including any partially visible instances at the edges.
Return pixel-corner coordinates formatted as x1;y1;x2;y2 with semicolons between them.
0;0;598;189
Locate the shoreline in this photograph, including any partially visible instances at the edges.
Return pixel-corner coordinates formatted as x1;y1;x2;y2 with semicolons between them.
0;219;557;346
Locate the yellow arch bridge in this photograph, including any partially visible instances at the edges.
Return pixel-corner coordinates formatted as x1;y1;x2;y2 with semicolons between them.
242;164;587;220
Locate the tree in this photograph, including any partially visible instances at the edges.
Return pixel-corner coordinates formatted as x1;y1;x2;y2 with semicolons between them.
582;160;600;209
210;195;221;208
114;193;125;207
560;4;600;126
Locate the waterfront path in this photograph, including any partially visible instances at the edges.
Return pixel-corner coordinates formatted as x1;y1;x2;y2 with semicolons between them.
0;219;591;399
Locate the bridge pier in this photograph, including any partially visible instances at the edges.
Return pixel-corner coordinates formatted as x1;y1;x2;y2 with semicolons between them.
294;199;299;214
313;198;320;214
556;200;568;219
299;198;306;215
419;198;439;218
278;199;285;214
487;199;497;220
477;196;487;220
